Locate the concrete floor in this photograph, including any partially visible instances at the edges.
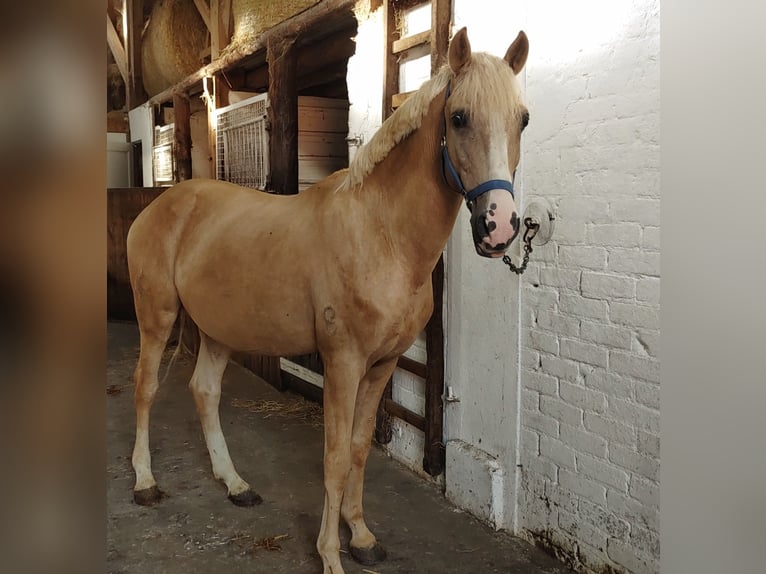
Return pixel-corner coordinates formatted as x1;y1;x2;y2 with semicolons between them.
107;321;572;574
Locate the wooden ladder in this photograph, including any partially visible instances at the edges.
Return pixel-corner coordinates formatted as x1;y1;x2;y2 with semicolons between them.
374;0;452;477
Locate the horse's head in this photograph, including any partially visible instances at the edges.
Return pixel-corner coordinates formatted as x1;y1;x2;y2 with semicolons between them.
442;28;529;258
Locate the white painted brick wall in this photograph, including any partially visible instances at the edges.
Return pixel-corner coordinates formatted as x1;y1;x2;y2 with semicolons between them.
518;1;660;573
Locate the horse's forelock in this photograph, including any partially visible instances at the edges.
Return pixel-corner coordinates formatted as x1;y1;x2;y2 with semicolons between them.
448;53;525;125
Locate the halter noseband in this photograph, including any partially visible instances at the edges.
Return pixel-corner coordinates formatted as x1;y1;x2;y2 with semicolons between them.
440;80;516;203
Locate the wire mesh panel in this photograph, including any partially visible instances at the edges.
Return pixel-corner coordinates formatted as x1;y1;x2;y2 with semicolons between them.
152;124;175;186
214;94;270;190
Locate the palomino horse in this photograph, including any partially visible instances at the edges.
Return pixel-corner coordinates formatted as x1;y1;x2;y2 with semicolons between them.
127;27;529;574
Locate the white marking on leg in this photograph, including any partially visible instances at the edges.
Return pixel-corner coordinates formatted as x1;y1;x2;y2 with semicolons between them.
190;335;250;496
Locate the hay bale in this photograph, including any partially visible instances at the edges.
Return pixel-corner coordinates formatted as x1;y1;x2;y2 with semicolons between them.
231;0;321;47
142;0;207;97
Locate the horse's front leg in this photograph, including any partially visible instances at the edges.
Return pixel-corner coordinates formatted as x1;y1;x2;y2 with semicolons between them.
342;356;399;565
316;352;366;574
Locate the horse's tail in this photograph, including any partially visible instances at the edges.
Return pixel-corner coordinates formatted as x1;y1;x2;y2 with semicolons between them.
159;308;189;386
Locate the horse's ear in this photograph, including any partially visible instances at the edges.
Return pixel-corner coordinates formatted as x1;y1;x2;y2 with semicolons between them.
449;27;472;74
504;31;529;75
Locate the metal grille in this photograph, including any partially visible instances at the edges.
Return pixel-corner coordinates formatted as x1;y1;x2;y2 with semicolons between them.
152;124;175;185
214;94;270;190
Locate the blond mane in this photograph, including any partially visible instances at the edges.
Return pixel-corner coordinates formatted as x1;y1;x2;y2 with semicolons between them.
341;52;524;191
341;66;451;191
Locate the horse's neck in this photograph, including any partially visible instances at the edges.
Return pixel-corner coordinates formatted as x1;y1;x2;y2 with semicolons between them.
363;90;463;283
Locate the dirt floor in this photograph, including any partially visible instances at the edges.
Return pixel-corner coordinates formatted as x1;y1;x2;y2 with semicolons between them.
107;321;572;574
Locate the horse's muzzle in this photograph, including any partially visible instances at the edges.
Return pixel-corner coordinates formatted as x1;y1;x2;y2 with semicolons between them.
470;190;520;258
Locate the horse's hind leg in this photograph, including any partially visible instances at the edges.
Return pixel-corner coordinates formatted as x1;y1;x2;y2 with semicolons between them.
131;296;178;505
341;357;398;565
189;332;262;506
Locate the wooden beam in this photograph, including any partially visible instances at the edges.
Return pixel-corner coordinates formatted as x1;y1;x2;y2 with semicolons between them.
192;0;211;31
375;379;394;444
397;355;427;379
431;0;452;73
383;399;426;432
147;0;356;105
423;254;446;476
172;94;192;181
125;0;146;109
381;0;399;120
106;14;128;84
392;29;430;54
211;0;232;60
267;35;299;195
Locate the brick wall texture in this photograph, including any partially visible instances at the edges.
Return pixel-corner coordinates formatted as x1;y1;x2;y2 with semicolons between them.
518;1;660;573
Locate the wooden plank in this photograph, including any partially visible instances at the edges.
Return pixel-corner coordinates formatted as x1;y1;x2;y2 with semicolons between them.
280;358;324;388
125;0;146;109
267;35;299;195
106;14;127;84
107;111;129;133
106;187;166;320
423;254;446;476
397;355;427;379
147;0;357;105
391;90;416;109
222;0;232;39
384;399;426;432
172;94;192;181
392;29;430;54
210;0;230;59
193;0;211;31
430;0;452;72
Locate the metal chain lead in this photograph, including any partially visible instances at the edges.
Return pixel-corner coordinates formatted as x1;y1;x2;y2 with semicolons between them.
502;217;540;275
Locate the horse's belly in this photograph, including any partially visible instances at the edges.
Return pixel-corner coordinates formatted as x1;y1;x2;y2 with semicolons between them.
181;286;317;355
176;245;318;356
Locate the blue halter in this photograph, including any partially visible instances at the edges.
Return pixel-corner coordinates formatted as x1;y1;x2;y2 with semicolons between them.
440;81;516;203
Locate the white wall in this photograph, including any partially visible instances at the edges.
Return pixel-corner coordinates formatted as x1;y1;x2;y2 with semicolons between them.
518;1;660;573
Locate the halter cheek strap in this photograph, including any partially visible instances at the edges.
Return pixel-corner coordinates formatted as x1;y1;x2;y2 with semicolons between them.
440;81;515;203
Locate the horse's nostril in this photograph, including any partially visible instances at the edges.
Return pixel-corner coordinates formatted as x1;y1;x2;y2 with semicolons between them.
477;215;490;238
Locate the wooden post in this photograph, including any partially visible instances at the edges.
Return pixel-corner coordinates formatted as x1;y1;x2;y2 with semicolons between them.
423;255;446;475
420;0;452;477
381;1;398;121
211;0;233;60
267;35;299;195
431;0;452;72
173;94;192;181
125;0;146;109
106;14;128;85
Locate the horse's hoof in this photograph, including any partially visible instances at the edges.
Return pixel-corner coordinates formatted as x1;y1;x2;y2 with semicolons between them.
133;485;164;506
228;489;263;507
349;542;387;565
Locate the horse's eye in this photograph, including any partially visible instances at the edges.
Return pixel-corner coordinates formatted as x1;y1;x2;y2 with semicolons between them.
451;111;468;129
521;111;530;130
